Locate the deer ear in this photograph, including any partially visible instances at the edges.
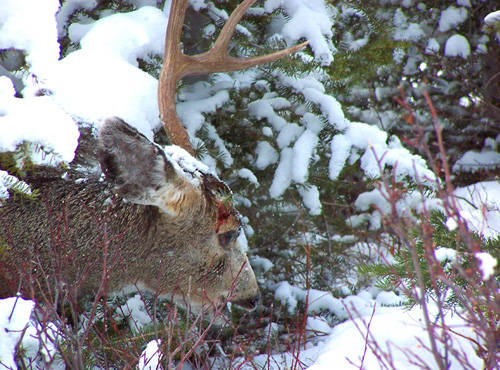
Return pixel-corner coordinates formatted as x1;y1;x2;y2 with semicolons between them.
98;117;176;205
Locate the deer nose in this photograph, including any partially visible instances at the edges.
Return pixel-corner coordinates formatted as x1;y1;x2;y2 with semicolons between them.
233;293;261;311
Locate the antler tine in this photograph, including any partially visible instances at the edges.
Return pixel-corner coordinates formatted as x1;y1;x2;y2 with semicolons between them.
158;0;308;154
211;0;259;53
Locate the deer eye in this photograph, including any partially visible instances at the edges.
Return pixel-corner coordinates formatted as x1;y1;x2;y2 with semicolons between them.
218;230;237;248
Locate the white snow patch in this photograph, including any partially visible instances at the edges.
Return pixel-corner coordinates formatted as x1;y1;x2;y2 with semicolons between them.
57;0;97;38
274;281;300;314
306;316;332;336
262;126;273;137
456;0;470;7
393;9;424;41
205;123;233;167
46;6;168;140
0;0;60;78
277;74;348;130
237;168;259;187
298;185;322;216
444;34;470;59
248;95;291;132
255;141;279;170
138;340;164;370
484;10;500;26
292;129;318;183
475;252;497;281
309;305;482;370
425;38;440;54
0;77;79;165
375;291;405;306
452;150;500;172
434;247;457;263
265;0;335;66
269;147;293;198
0;171;32;201
450;181;500;239
251;256;274;273
163;144;216;187
394;23;425;41
439;6;468;32
0;297;36;370
329;135;350;180
116;294;152;333
178;90;230;138
277;123;303;149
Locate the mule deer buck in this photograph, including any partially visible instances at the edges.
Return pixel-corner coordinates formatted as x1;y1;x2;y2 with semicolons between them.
0;0;306;309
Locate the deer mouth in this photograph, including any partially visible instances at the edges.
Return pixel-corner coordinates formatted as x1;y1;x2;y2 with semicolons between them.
233;294;261;311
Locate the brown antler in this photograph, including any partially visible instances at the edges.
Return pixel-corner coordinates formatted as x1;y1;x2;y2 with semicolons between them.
158;0;308;155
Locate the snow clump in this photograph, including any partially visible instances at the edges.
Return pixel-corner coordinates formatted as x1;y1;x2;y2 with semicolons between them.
0;297;35;369
438;6;468;32
444;34;470;58
475;252;497;281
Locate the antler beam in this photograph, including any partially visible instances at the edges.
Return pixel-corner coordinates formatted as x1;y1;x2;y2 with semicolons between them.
158;0;308;155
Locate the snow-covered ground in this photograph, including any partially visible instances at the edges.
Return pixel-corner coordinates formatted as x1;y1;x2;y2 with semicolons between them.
0;1;498;369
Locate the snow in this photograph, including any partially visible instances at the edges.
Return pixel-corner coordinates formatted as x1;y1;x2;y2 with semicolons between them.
138;340;163;370
56;0;97;37
264;0;335;66
444;34;470;59
475;252;497;281
392;9;425;41
22;321;62;368
255;141;279;170
0;76;80;165
456;0;471;7
238;168;260;187
0;297;35;370
425;38;440;54
277;123;303;149
205;123;233;167
46;6;168;141
178;90;231;138
251;256;274;273
298;185;322;216
375;291;405;306
452;149;500;172
309;305;482;370
394;22;425;41
269;147;294;198
0;0;60;78
163;144;217;187
248;94;290;131
450;181;500;239
434;247;457;263
1;171;13;199
306;316;332;335
438;6;468;32
329;135;351;180
116;294;153;334
292;130;319;183
262;126;273;137
274;281;299;314
484;10;500;26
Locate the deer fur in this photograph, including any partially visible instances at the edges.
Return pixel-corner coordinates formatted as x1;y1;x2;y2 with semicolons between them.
0;118;258;308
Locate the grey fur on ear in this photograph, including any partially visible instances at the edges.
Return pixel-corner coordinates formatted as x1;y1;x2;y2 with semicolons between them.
98;117;176;204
